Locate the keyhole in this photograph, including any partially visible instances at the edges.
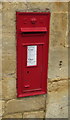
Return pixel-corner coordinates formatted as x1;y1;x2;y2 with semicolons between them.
27;71;29;74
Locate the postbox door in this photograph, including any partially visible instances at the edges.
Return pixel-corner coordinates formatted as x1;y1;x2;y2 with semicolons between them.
21;44;43;93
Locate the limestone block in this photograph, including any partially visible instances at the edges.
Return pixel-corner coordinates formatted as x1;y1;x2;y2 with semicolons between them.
4;95;46;114
50;13;68;33
68;2;70;13
2;32;16;54
45;13;68;48
68;13;70;34
47;80;68;105
2;53;16;74
50;30;67;48
46;103;68;118
0;80;2;99
59;106;68;118
68;28;70;42
2;2;26;12
26;2;68;13
23;111;45;118
0;100;5;117
0;2;2;13
68;48;70;78
2;25;15;34
48;47;68;80
0;34;2;48
0;73;2;81
2;76;16;100
45;82;68;118
0;13;2;29
0;49;2;80
2;11;16;33
48;80;68;92
0;116;2;120
3;113;22;118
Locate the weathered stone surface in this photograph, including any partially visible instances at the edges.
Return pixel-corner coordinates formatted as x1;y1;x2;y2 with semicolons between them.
48;80;68;92
2;32;16;54
3;113;22;118
2;76;16;100
68;1;70;13
0;100;5;117
51;13;68;33
50;13;68;48
0;13;2;28
68;48;70;79
46;103;68;118
23;111;45;118
48;81;68;104
0;2;2;13
2;54;16;74
2;24;15;34
68;13;70;47
2;2;26;12
26;2;68;13
50;30;67;47
0;49;2;81
0;116;2;120
0;80;2;99
4;95;46;115
2;11;16;33
0;33;2;46
68;31;70;47
46;81;68;118
48;47;68;80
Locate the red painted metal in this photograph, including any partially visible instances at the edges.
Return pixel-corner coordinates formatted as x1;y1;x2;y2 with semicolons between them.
16;12;50;97
20;27;47;33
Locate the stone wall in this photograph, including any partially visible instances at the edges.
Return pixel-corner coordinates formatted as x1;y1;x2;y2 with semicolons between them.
0;1;69;119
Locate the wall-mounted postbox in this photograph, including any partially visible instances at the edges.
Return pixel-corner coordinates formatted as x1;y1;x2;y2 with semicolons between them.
16;12;50;97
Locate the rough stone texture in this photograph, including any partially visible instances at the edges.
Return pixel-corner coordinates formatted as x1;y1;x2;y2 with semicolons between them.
0;80;2;99
3;113;22;118
46;80;68;118
48;47;68;80
0;100;5;117
48;79;68;92
0;13;2;31
0;117;2;120
26;2;68;13
0;2;2;13
4;95;46;115
2;53;16;75
0;3;2;82
23;111;45;118
2;76;16;100
51;13;67;32
2;33;16;53
2;2;26;12
68;1;70;13
68;2;70;115
50;13;68;48
0;49;2;81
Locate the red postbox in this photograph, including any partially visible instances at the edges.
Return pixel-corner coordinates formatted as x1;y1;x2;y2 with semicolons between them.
16;12;50;97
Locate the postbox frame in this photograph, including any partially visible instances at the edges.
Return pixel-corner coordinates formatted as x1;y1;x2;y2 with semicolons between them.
16;12;50;97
